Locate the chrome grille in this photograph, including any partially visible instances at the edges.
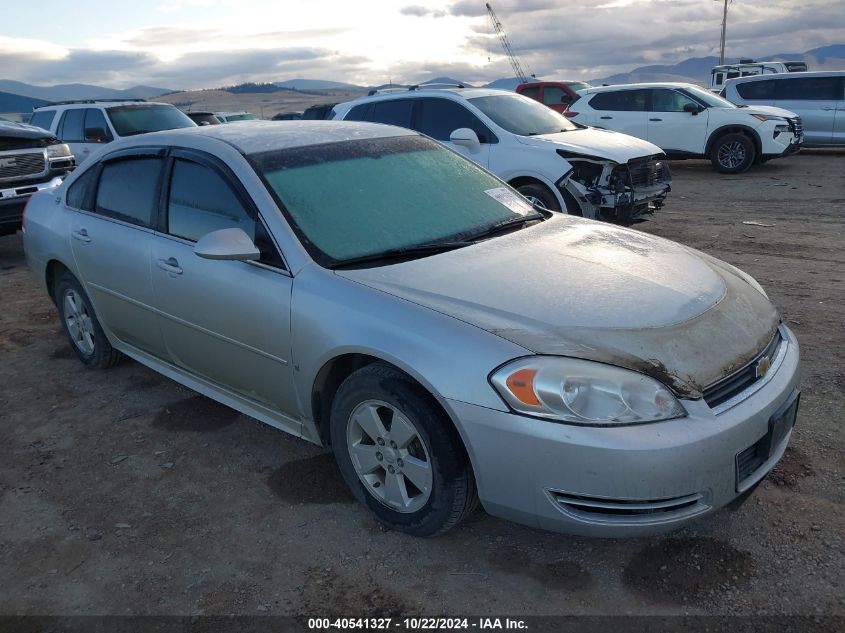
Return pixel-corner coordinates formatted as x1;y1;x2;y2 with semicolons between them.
549;490;708;524
0;151;47;182
627;158;666;188
789;116;803;138
703;330;782;409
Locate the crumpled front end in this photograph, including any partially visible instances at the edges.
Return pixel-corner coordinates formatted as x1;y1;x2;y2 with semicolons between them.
557;151;671;224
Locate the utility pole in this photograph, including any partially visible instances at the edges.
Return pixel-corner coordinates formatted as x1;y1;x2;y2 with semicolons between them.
718;0;729;65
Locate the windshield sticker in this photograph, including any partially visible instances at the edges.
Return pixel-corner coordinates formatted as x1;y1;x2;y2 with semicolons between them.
484;187;534;215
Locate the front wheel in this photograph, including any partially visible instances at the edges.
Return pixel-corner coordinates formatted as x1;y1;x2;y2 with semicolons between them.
330;364;477;536
710;133;756;174
515;182;561;212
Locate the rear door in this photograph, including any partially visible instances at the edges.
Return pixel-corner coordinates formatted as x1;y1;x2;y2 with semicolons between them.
646;88;710;154
831;78;845;146
148;149;299;424
585;89;649;139
414;97;493;168
67;150;166;356
774;76;840;145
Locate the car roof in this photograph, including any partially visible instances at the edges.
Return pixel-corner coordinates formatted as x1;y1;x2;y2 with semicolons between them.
725;70;845;84
34;100;170;110
111;120;418;155
580;82;700;94
348;86;514;104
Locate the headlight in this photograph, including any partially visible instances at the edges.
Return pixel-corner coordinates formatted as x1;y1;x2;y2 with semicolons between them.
46;144;72;158
751;114;786;123
490;356;686;425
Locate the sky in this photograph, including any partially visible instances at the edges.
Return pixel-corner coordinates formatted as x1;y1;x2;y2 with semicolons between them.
1;0;843;89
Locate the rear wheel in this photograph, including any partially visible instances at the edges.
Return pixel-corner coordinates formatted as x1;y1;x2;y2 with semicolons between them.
710;133;756;174
514;182;561;212
55;272;123;369
330;364;477;536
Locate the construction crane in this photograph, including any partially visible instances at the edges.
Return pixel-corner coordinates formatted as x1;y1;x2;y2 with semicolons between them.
485;3;530;83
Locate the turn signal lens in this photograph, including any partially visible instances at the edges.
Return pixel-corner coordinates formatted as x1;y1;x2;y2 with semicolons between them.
505;368;540;406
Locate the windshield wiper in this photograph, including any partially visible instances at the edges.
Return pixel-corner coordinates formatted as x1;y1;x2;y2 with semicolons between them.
463;212;546;241
329;241;473;269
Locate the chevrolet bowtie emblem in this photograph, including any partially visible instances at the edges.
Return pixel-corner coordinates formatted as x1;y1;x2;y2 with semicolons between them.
755;355;772;379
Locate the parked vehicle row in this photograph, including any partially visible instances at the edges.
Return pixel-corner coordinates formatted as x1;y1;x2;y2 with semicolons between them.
332;86;671;224
23;121;801;538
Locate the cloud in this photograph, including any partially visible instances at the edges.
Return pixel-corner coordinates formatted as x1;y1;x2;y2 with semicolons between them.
400;5;446;18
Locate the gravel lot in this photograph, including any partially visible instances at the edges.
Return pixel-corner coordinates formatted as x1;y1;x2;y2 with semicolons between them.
0;151;843;618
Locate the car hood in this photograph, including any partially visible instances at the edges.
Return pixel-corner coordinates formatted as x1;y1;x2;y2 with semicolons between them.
515;126;664;163
0;120;56;141
735;105;798;119
337;217;779;398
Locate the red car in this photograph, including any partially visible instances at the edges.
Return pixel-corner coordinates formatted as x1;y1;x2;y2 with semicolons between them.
515;81;592;113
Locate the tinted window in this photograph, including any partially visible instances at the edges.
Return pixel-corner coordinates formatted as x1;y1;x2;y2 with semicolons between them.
543;86;570;106
66;168;97;210
775;77;842;100
417;98;493;143
468;94;577;135
736;80;775;100
167;159;283;267
650;89;698;112
106;105;195;137
84;109;113;142
29;110;56;132
588;90;648;111
371;100;413;128
58;109;85;142
95;157;163;227
520;86;540;100
345;103;371;121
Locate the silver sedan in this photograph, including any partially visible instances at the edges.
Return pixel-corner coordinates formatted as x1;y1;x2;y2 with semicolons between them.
23;121;800;536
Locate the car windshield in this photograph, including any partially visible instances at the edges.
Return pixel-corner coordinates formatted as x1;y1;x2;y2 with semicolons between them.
568;82;592;92
225;113;257;121
106;105;196;136
684;86;736;109
468;94;578;136
251;135;537;266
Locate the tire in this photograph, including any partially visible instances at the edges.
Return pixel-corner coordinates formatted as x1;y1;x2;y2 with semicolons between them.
559;188;583;216
330;363;478;537
709;133;756;174
54;272;123;369
514;182;561;212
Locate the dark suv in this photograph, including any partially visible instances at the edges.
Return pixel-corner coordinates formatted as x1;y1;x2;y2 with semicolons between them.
0;121;74;236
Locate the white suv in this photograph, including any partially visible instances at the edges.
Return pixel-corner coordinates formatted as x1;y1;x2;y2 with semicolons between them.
331;87;671;224
569;83;802;173
29;100;196;164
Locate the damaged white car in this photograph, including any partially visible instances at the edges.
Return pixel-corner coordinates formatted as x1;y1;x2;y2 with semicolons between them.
332;86;671;224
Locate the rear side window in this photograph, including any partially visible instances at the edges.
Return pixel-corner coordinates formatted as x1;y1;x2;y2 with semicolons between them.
95;157;163;227
774;77;843;100
29;110;56;132
65;168;97;210
589;90;648;111
57;109;85;142
344;103;372;121
371;100;413;128
416;98;495;143
543;86;571;106
736;80;775;100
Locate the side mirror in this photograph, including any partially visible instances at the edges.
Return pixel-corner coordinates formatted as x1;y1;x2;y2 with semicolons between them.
683;103;701;115
194;227;260;261
84;127;113;143
449;128;481;154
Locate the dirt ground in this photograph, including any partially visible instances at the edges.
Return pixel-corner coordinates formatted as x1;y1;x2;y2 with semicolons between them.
0;150;843;618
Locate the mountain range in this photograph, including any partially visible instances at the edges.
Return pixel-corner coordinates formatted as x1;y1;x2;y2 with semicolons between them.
0;80;172;104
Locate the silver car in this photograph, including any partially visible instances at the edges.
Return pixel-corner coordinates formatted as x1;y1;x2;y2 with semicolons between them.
22;121;800;537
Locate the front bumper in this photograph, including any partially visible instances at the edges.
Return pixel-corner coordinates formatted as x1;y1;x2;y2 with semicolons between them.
761;119;803;160
0;175;65;231
447;325;800;537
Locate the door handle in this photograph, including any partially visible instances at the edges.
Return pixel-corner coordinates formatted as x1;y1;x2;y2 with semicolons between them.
822;106;834;111
71;229;91;243
156;257;183;275
649;118;663;121
600;116;613;120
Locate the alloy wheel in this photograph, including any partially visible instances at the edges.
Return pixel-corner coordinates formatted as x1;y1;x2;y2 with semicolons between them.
63;289;96;356
718;141;746;169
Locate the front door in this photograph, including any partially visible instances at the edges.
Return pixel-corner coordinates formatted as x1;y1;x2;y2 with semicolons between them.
646;88;710;154
149;152;299;423
414;98;492;169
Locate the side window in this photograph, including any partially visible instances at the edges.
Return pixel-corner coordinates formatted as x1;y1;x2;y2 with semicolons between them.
417;98;494;143
29;110;56;132
370;100;413;128
775;77;841;100
95;157;163;227
57;109;85;142
589;90;647;111
543;86;570;106
65;167;97;211
650;89;698;112
83;109;113;143
519;86;540;100
345;103;371;121
166;159;284;268
736;80;775;100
